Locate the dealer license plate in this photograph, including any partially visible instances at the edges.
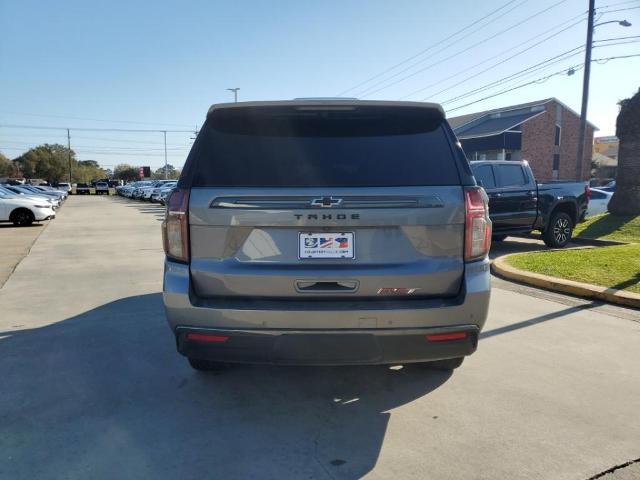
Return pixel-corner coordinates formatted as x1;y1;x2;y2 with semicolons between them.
299;232;354;259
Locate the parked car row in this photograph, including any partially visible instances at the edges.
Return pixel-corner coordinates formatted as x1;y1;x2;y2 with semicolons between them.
0;183;68;226
116;180;177;205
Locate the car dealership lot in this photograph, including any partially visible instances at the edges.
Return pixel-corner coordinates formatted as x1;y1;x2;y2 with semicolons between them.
0;196;638;480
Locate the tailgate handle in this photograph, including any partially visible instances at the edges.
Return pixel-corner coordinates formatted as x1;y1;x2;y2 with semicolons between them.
295;280;358;293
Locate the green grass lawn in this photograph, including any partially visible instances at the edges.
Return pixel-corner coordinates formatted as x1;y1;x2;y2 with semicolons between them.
574;213;640;243
506;214;640;294
507;244;640;294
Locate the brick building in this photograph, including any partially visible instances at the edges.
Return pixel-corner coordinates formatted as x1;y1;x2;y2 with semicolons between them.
448;98;596;181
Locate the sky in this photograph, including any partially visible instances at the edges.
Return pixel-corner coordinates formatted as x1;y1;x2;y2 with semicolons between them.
1;0;638;170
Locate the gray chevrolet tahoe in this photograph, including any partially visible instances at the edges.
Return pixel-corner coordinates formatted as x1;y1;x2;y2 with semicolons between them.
162;100;492;371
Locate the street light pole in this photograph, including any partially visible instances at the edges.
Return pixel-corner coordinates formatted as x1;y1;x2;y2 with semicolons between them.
163;130;168;180
575;0;595;181
67;128;72;184
575;2;631;181
226;87;240;102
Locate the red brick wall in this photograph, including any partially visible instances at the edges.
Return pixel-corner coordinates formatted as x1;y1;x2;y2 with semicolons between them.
521;101;593;181
521;108;555;181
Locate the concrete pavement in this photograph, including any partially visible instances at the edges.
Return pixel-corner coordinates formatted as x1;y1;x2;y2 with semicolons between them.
0;220;50;288
0;196;638;480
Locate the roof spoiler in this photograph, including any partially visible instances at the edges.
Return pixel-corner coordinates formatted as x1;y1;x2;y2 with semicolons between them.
207;100;445;119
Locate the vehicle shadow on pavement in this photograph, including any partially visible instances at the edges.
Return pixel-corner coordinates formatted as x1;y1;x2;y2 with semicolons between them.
488;237;560;259
0;293;451;480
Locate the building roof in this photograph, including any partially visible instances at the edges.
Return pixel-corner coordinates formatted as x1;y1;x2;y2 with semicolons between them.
448;97;598;139
592;152;618;167
455;110;544;139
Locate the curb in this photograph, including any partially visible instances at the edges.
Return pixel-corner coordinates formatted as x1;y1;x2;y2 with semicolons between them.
492;254;640;309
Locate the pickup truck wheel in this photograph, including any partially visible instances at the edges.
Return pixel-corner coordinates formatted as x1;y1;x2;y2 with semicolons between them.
544;212;573;248
10;208;35;226
188;357;230;372
423;357;464;371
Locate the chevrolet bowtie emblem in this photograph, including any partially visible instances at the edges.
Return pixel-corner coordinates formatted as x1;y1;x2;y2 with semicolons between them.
310;196;343;208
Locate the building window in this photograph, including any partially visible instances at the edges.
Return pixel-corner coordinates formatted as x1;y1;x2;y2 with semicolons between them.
505;152;512;160
552;153;560;179
554;124;561;146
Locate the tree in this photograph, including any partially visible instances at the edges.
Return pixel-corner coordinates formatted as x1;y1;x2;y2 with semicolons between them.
152;164;180;180
609;88;640;215
0;151;19;177
113;163;139;182
78;160;100;168
14;144;75;183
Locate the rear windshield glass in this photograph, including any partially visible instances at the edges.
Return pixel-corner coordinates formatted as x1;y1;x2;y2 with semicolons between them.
183;106;460;187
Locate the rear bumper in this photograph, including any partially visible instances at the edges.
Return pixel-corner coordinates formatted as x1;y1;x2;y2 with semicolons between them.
177;326;478;365
163;258;491;365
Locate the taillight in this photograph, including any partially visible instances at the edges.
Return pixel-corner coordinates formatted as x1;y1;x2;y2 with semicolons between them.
162;189;190;263
585;185;591;201
464;187;492;262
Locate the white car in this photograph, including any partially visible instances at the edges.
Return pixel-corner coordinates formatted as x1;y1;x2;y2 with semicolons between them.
95;182;109;195
150;181;177;202
0;185;59;208
586;188;613;217
0;191;56;226
57;182;72;193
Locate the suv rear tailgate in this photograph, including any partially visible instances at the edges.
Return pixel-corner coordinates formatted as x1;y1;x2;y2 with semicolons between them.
189;186;464;299
181;102;468;301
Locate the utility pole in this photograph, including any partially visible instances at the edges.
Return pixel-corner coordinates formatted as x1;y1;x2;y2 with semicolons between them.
227;87;240;102
67;128;72;184
576;0;595;181
163;130;168;180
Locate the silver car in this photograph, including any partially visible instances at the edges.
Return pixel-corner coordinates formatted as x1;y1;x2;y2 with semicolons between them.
163;100;492;371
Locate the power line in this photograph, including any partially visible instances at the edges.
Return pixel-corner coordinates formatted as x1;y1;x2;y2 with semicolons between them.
437;40;639;105
0;131;192;148
358;0;571;98
598;0;640;8
0;140;190;152
597;5;640;13
0;124;194;133
444;53;640;112
0;111;194;128
335;0;523;96
354;0;531;98
399;13;586;100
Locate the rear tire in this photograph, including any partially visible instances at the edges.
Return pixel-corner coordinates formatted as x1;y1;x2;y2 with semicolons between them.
543;212;573;248
423;357;464;371
188;357;229;372
11;208;34;226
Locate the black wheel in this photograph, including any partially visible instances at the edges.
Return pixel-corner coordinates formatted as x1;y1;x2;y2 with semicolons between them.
423;357;464;371
492;234;508;242
188;357;230;372
11;208;34;226
543;212;573;248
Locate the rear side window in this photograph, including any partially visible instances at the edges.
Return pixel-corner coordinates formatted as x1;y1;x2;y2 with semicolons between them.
496;165;527;187
472;165;496;189
591;190;606;199
183;106;460;187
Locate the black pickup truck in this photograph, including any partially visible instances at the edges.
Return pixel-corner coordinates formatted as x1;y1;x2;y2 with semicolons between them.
470;160;590;248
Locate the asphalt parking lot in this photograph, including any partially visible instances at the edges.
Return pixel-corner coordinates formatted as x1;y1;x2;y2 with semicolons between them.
0;195;638;480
